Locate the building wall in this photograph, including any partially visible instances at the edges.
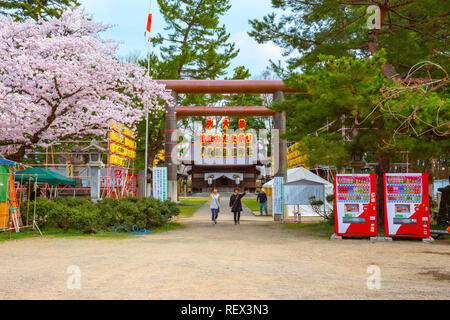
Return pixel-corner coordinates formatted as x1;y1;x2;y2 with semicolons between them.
190;165;258;193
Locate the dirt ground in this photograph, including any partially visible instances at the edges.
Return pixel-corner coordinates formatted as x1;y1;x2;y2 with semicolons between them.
0;200;449;300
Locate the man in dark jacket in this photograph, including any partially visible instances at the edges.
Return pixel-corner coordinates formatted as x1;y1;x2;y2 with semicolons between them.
229;188;248;225
257;189;268;216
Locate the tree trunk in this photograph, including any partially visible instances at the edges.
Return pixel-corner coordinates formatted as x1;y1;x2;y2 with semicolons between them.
5;145;27;163
376;152;391;230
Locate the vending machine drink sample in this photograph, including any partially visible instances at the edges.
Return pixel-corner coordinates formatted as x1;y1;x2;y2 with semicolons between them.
334;174;377;236
384;173;430;238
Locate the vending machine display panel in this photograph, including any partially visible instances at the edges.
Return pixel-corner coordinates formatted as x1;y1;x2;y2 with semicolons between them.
334;174;377;236
384;173;430;238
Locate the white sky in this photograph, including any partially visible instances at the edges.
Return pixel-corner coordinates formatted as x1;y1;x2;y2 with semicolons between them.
78;0;285;78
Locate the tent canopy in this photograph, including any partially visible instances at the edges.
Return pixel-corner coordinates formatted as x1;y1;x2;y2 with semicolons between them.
14;167;76;187
263;167;334;217
263;167;333;188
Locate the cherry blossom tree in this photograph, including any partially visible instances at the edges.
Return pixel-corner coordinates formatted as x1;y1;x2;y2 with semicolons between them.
0;9;172;161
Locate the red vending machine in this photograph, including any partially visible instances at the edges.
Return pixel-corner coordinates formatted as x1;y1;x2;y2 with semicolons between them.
334;174;377;237
384;173;430;238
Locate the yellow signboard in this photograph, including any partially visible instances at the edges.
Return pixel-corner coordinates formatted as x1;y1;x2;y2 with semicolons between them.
110;154;130;167
110;122;135;139
287;142;305;169
109;132;137;150
109;121;137;167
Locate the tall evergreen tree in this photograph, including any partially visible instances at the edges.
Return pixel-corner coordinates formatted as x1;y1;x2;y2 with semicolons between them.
136;0;240;171
249;0;449;78
250;0;449;173
0;0;79;20
147;0;238;81
277;52;449;224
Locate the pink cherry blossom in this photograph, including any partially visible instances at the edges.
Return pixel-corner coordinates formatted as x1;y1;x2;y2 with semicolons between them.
0;9;172;161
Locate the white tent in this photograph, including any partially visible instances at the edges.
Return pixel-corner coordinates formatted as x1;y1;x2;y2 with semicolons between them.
263;167;334;218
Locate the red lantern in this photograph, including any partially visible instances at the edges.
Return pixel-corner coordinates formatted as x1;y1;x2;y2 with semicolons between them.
223;134;229;145
206;118;214;130
200;133;206;144
246;133;253;144
206;133;214;144
238;119;246;130
215;134;222;144
231;134;238;145
222;118;230;130
238;133;246;144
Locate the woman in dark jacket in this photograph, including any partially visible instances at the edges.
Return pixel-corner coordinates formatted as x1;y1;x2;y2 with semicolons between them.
229;188;248;225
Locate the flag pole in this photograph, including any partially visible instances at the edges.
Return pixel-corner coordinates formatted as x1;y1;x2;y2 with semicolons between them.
144;0;153;198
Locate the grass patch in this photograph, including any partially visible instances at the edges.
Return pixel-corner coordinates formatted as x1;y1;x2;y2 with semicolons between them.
177;198;207;218
282;221;335;238
242;199;260;212
0;222;183;243
177;205;202;218
180;198;208;206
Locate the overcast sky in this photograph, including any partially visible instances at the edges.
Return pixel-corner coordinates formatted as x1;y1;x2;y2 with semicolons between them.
78;0;284;79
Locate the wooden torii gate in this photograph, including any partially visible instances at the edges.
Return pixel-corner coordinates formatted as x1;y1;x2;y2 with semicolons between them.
155;80;304;201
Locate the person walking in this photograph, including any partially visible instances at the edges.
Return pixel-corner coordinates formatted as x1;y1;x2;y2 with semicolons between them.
229;188;248;225
257;189;268;216
209;188;220;225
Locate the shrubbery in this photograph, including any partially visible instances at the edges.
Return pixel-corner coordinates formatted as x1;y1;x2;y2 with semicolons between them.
25;197;180;234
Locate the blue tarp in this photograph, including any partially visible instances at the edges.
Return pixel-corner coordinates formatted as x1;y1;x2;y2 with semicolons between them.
0;158;16;166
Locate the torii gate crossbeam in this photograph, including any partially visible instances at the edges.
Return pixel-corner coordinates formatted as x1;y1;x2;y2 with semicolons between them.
156;80;302;204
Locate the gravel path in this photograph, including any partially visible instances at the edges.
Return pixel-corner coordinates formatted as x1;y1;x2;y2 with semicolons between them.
0;199;448;300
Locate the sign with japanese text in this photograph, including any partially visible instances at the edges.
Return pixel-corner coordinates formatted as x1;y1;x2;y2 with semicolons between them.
153;167;167;201
273;177;284;215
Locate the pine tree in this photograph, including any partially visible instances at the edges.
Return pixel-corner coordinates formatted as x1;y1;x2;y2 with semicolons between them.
248;0;449;78
136;0;240;171
147;0;238;81
0;0;80;20
276;52;449;225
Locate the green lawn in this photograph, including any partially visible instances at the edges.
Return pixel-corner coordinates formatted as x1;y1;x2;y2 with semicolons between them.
179;198;208;206
0;223;183;243
242;199;260;212
177;198;207;218
178;205;201;218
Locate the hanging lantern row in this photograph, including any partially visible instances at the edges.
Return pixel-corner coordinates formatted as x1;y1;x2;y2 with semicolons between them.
200;133;254;145
200;146;255;158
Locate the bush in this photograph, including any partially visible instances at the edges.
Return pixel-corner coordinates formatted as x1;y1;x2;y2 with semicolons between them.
25;197;179;234
309;195;335;224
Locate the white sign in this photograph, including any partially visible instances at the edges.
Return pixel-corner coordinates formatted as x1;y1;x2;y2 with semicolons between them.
284;183;325;205
273;177;284;215
152;167;167;201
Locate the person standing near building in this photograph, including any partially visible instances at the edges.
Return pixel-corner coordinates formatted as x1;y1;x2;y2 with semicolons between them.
209;188;220;225
257;189;268;216
230;188;248;225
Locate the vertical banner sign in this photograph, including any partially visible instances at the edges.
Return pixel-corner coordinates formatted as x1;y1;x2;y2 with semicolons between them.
273;177;284;215
153;167;168;201
334;174;377;237
384;173;430;238
126;174;138;198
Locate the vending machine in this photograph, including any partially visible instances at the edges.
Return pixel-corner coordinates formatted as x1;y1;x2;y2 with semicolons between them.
334;174;377;237
384;173;430;238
